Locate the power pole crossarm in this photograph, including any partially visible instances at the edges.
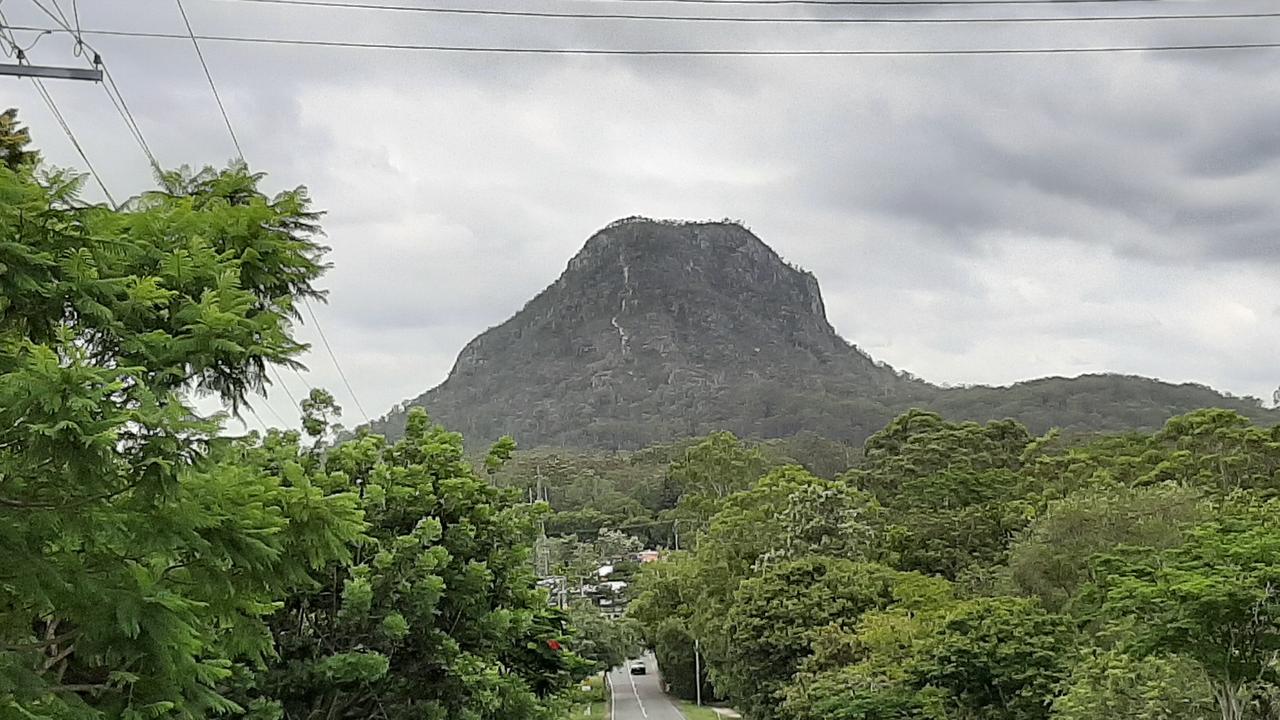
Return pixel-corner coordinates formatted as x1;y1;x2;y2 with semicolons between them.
0;63;102;82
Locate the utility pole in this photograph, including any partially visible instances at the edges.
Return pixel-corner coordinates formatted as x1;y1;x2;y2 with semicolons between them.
694;637;702;706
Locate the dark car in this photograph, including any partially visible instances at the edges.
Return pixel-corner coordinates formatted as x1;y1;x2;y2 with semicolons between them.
629;661;646;675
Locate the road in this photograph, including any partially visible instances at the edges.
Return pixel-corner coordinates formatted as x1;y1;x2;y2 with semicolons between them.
607;654;688;720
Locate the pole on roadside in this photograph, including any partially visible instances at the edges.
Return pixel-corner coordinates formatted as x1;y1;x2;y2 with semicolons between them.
694;637;702;706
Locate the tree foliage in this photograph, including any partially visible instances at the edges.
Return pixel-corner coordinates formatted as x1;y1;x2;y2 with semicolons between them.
0;115;587;720
624;407;1280;720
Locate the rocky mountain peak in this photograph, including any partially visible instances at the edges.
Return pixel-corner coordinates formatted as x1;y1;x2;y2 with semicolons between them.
371;218;905;448
364;218;1275;450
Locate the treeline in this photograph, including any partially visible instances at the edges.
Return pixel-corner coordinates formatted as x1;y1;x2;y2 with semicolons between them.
628;409;1280;720
0;114;593;720
489;431;857;548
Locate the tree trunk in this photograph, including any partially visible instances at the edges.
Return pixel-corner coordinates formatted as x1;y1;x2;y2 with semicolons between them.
1213;680;1246;720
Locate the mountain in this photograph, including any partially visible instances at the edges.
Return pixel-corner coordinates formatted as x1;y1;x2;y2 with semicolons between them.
366;217;1274;448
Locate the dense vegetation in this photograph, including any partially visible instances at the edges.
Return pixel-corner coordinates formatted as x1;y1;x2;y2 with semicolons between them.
8;108;1280;720
0;115;589;720
628;409;1280;720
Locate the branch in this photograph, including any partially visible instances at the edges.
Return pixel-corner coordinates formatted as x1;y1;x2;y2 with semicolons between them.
48;683;108;695
42;642;76;671
0;480;140;510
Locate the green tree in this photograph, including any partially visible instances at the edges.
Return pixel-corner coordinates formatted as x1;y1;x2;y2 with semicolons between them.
567;605;641;672
781;578;955;720
627;553;706;699
722;558;924;720
301;387;342;441
0;118;362;718
1051;650;1214;720
845;412;1037;579
253;408;589;720
1007;483;1206;611
790;595;1073;720
762;480;879;564
662;432;767;522
1090;502;1280;720
914;597;1072;720
1150;410;1280;494
0;108;37;170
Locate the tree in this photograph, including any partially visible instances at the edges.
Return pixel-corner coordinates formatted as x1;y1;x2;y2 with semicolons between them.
1051;650;1214;720
721;558;923;720
567;604;641;673
845;413;1038;579
913;597;1072;720
1150;410;1280;494
1007;483;1206;612
762;480;879;565
251;408;589;720
662;432;768;523
781;577;955;720
627;553;707;699
301;387;342;441
0;116;362;718
0;108;38;170
1089;502;1280;720
0;115;589;720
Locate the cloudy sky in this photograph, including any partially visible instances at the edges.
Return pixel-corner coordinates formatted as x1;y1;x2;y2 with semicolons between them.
2;0;1278;430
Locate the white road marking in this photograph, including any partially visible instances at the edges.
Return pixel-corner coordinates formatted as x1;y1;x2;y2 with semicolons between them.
608;673;616;720
628;667;649;718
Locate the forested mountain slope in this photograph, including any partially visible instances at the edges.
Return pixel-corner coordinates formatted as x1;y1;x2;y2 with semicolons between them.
367;218;1274;448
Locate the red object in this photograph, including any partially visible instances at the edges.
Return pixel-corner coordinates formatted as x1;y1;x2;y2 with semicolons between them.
547;639;562;651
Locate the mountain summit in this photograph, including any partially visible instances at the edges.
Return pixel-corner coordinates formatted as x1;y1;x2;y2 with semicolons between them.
368;218;1272;448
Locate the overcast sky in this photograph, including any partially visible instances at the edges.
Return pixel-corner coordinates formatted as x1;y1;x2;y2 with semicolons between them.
3;0;1278;431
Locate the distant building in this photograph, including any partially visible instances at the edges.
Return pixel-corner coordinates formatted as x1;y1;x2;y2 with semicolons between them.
637;550;661;564
596;564;614;578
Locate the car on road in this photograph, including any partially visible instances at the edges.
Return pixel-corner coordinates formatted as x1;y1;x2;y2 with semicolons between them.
629;661;646;675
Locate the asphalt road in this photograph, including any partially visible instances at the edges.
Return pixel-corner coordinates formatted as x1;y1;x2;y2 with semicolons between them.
607;655;688;720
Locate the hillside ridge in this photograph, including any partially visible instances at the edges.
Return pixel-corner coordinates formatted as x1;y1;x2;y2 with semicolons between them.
365;217;1272;448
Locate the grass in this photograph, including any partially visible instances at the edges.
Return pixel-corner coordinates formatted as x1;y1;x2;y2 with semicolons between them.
677;701;724;720
567;702;607;720
566;673;608;720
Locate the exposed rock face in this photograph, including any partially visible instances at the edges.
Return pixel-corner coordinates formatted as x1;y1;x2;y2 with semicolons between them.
368;218;917;447
367;217;1273;448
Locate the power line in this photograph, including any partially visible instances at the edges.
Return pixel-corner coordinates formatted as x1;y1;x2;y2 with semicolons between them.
303;299;370;423
550;517;703;535
102;67;161;173
17;26;1280;57
253;398;289;427
168;6;355;424
44;0;72;29
26;0;162;172
213;0;1280;25
245;405;272;432
28;76;117;204
269;365;303;416
174;0;244;159
543;0;1222;4
290;365;316;397
1;12;117;204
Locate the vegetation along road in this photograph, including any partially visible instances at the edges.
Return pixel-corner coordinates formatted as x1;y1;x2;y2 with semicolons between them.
608;656;688;720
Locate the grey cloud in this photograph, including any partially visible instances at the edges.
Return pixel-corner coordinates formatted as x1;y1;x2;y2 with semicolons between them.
1184;111;1280;178
8;0;1280;423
